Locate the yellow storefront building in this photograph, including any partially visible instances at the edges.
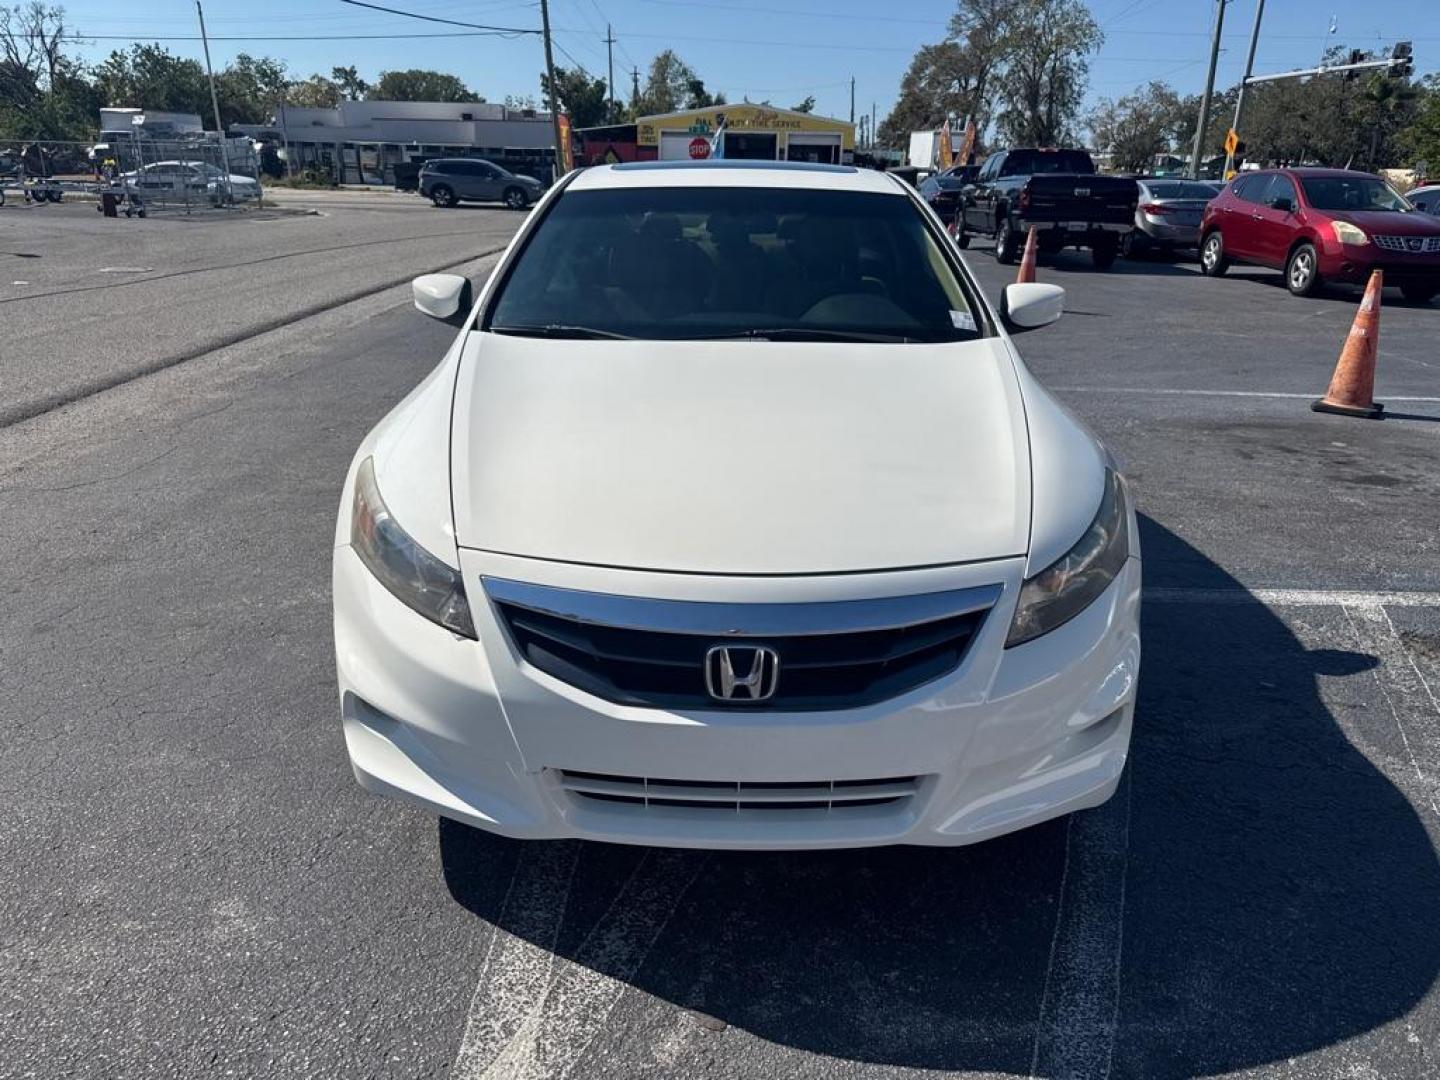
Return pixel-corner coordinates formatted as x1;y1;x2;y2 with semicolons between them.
635;104;855;165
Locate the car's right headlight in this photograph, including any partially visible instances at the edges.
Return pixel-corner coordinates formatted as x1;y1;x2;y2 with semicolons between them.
350;456;476;639
1331;221;1369;246
1006;469;1130;647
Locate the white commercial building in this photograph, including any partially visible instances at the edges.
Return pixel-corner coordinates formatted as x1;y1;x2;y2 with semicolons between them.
236;100;557;184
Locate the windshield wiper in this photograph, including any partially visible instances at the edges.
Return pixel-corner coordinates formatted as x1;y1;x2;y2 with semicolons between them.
488;324;634;340
684;327;916;343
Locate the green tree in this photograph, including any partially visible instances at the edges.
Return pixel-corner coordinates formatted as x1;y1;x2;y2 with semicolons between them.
287;74;342;109
1088;81;1187;171
94;43;208;115
0;2;99;140
540;65;608;128
215;53;289;126
635;50;721;114
879;0;1100;151
992;0;1102;145
330;64;368;101
368;69;474;102
1399;76;1440;173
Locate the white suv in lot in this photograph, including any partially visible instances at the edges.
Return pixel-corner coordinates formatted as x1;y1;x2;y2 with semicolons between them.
333;160;1140;850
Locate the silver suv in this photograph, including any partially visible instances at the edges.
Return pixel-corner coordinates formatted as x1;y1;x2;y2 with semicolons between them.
418;158;544;210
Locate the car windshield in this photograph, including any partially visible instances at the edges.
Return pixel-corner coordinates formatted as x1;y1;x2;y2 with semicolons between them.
1301;176;1411;212
487;185;981;343
1143;181;1216;199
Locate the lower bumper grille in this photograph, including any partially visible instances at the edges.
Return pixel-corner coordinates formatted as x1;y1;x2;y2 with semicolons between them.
558;770;921;812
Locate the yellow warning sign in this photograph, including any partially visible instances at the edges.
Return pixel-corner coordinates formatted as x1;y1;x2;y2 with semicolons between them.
1224;128;1239;156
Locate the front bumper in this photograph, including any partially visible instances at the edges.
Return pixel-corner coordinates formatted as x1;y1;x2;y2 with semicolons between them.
333;548;1141;850
1318;243;1440;284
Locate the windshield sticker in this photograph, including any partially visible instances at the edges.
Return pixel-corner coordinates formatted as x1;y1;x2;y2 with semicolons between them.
950;310;977;332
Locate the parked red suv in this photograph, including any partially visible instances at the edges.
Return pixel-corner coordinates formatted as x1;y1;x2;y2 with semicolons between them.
1199;167;1440;302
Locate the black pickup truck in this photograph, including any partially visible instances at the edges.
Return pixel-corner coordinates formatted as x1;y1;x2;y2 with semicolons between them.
956;148;1139;269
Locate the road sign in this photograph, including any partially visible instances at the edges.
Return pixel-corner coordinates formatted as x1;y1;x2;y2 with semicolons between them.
1224;128;1239;156
688;137;710;160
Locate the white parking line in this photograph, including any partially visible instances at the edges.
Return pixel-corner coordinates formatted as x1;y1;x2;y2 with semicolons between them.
452;841;580;1079
1146;587;1440;608
454;846;705;1080
1341;604;1440;818
1029;771;1132;1080
1050;386;1440;403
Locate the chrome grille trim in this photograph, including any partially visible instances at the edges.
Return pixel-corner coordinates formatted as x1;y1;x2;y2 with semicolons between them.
482;577;1003;637
557;770;921;812
1373;234;1440;253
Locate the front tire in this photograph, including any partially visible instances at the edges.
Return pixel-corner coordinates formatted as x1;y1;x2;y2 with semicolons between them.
954;212;970;249
994;216;1020;264
1200;231;1229;276
1400;282;1438;304
1285;243;1322;297
430;184;458;208
503;186;529;210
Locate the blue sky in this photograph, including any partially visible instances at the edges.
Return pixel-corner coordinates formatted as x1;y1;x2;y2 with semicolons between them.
59;0;1436;126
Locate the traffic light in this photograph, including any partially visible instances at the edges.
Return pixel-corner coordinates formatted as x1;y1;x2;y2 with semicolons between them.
1390;41;1413;78
1343;49;1365;81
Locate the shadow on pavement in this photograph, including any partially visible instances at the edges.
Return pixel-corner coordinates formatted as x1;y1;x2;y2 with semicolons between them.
439;517;1440;1076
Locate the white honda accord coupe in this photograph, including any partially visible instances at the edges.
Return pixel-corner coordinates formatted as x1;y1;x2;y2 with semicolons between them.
332;160;1140;850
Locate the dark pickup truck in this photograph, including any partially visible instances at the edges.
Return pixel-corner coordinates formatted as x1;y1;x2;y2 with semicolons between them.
956;148;1139;269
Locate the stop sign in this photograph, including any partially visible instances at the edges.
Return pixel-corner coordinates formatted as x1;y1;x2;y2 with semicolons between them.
688;137;711;160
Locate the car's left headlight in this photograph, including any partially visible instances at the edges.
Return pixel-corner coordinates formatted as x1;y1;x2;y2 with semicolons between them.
1332;221;1368;246
1006;469;1130;647
351;456;476;638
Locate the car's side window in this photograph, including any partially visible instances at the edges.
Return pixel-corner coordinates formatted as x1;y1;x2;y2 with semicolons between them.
1232;174;1266;203
1267;174;1297;208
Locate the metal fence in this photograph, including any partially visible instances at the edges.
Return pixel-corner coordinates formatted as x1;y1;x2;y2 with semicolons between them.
0;136;263;214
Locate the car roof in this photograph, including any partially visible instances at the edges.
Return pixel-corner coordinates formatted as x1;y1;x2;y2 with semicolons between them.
568;160;907;195
1273;167;1381;179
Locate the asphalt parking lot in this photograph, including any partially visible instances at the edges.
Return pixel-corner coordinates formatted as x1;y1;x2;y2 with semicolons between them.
2;198;1438;1079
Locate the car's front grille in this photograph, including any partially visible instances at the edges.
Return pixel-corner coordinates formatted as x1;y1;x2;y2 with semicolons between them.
557;770;921;812
1373;234;1440;253
485;578;999;711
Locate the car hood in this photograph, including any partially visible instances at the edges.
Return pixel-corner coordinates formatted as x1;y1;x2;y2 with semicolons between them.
1326;209;1440;235
449;333;1032;574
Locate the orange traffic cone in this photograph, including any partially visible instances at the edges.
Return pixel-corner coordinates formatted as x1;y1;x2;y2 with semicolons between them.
1312;270;1385;419
1016;226;1038;284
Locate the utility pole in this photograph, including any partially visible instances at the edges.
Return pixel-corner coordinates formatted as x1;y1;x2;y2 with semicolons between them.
849;76;855;124
605;23;616;121
870;102;876;149
632;66;640;112
1223;0;1265;178
195;0;233;200
1189;0;1228;179
538;0;563;179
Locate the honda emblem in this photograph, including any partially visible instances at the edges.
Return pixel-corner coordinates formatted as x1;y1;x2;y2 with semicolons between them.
704;645;780;702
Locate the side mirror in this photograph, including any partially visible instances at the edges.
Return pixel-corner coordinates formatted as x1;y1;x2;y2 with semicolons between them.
1270;196;1293;213
412;273;473;325
1000;282;1065;333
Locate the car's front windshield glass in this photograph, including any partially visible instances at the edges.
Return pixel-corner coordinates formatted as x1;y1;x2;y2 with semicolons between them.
487;185;980;342
1301;176;1411;212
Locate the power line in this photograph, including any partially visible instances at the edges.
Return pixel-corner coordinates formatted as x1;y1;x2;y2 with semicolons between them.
636;0;944;25
62;30;540;41
335;0;538;35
